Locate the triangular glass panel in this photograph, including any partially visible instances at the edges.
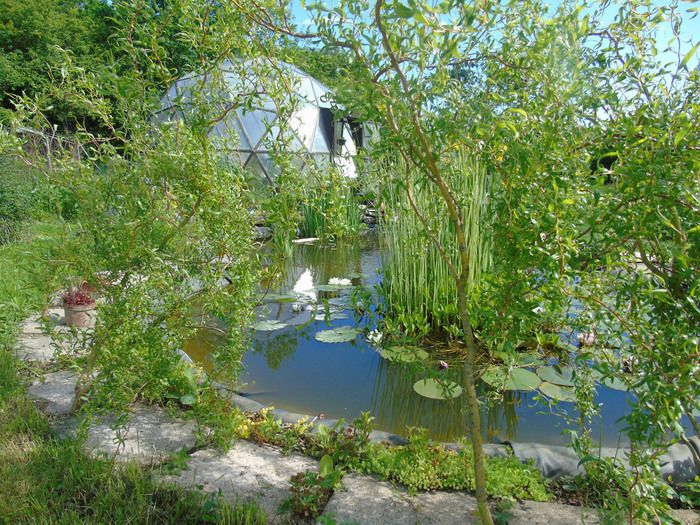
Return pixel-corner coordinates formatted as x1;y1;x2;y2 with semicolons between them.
245;154;274;184
238;108;271;149
290;106;318;150
258;153;281;181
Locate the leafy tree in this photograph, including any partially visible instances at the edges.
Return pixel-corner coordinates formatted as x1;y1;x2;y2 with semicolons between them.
0;0;114;128
1;0;303;437
281;42;353;90
234;0;699;521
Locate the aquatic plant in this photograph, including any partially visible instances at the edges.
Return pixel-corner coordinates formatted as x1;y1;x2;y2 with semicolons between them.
380;152;493;339
299;169;364;241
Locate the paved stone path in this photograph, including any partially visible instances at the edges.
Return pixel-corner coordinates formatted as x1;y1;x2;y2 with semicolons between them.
14;311;700;525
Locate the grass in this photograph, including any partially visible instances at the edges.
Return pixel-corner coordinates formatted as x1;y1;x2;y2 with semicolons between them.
0;220;267;525
379;151;493;339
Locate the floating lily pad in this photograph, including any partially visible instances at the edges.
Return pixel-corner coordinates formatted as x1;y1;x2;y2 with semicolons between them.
536;365;575;387
413;378;463;400
539;382;576;402
314;313;349;321
380;345;429;363
252;320;289;331
314;284;354;292
256;293;299;303
600;376;629;391
314;326;361;343
504;368;541;391
481;366;508;388
515;353;545;367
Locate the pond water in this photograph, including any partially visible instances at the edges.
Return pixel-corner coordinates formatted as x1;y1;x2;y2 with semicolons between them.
186;235;639;447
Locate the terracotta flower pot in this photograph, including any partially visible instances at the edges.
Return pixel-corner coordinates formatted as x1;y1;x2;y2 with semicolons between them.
63;302;96;328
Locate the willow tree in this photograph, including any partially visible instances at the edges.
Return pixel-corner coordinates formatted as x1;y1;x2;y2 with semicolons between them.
3;0;314;439
236;0;699;521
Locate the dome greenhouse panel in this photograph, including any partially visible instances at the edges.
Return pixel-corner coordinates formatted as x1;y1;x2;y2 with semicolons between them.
157;60;367;182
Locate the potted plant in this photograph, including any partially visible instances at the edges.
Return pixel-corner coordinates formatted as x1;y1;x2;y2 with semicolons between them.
62;282;96;328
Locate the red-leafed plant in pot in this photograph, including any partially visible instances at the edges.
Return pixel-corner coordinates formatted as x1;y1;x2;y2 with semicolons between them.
62;282;96;328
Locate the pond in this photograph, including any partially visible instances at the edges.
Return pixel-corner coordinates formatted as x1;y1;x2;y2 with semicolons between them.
185;235;639;447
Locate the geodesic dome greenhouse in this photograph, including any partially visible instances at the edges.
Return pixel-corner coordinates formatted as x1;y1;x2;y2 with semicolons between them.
157;60;368;183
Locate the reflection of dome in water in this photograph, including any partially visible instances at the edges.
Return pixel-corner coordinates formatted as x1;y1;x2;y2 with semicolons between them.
157;60;370;183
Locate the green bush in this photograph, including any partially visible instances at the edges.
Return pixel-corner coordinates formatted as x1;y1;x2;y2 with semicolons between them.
0;156;37;244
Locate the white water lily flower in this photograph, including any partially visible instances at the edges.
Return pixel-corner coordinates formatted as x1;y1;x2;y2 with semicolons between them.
328;277;352;286
367;329;383;347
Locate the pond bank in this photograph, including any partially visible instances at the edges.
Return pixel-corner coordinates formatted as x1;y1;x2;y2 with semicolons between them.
15;308;700;524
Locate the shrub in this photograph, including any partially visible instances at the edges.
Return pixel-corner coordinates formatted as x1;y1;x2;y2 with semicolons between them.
0;156;37;244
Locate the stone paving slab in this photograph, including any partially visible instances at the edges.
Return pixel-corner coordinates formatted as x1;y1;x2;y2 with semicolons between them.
321;475;700;525
162;441;318;523
14;333;56;363
321;475;586;525
28;370;77;416
56;406;197;464
19;308;65;335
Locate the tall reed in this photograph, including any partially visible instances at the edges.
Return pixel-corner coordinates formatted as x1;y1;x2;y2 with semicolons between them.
298;168;364;241
380;151;494;339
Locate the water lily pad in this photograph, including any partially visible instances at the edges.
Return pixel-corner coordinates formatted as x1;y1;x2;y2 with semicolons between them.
481;366;508;388
252;320;289;331
314;284;353;292
314;326;361;343
515;353;545;367
539;382;576;402
413;378;463;400
380;345;429;363
257;293;299;303
600;376;629;391
536;365;575;387
504;368;541;391
314;313;349;321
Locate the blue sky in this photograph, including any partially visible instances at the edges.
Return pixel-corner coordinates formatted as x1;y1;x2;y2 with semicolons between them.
288;0;700;62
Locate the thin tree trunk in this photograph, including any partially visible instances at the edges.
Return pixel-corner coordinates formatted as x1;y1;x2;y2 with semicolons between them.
457;282;494;525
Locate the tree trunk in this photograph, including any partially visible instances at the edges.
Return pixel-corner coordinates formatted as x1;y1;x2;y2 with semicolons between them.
457;283;494;525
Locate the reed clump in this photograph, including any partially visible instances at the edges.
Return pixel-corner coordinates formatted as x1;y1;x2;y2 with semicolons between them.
380;151;494;340
298;168;364;241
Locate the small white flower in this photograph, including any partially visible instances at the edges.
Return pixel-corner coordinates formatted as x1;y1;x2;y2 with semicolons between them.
328;277;352;286
367;329;383;346
578;332;596;347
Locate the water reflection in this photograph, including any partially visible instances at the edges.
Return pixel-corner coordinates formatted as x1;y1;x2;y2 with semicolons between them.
185;235;637;446
370;358;522;442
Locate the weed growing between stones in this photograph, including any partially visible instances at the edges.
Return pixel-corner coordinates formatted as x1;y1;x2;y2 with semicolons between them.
221;408;552;502
282;455;344;520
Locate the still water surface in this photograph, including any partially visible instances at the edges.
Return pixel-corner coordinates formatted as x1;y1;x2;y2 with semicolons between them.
186;236;635;447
